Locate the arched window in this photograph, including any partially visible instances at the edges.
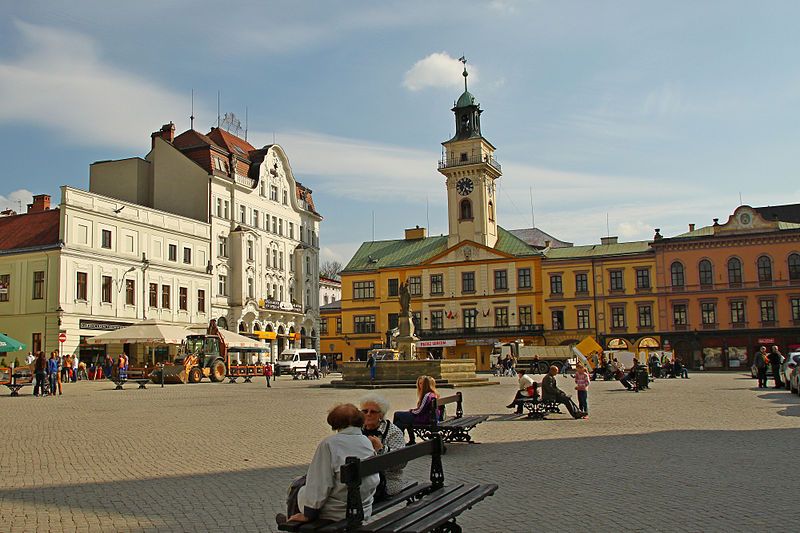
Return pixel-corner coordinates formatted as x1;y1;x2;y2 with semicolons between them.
670;262;685;288
488;201;494;221
698;259;713;286
757;255;772;282
788;253;800;281
459;199;472;220
727;257;743;285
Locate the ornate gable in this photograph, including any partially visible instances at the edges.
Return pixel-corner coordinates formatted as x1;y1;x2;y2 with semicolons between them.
424;240;513;266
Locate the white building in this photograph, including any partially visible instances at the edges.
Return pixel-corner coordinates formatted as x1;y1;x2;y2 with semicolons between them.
0;189;212;366
319;276;341;306
90;123;322;358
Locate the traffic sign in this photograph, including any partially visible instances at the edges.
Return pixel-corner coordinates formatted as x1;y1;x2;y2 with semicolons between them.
58;332;67;343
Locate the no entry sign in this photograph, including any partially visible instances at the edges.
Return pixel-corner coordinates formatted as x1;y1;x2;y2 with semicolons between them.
58;332;67;343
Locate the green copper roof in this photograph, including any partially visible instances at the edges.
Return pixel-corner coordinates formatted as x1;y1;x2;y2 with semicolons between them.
456;90;478;108
544;241;652;259
495;226;540;257
342;226;540;273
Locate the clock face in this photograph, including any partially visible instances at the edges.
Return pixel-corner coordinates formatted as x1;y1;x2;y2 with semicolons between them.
456;178;473;196
739;213;751;225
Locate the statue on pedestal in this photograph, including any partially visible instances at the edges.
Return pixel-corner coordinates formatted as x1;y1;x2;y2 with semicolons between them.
396;281;418;359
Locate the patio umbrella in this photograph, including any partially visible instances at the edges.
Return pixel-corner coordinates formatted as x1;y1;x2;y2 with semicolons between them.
0;333;26;353
85;319;188;345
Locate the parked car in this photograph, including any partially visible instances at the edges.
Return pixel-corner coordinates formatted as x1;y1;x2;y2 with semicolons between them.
790;364;800;394
781;352;800;390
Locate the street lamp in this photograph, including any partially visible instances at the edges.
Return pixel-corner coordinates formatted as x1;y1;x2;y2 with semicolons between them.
141;254;151;320
56;305;64;327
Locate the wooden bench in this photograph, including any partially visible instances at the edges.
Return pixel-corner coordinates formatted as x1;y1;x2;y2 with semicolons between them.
226;365;262;383
411;392;488;444
110;368;151;390
518;395;561;420
1;367;33;396
279;435;497;533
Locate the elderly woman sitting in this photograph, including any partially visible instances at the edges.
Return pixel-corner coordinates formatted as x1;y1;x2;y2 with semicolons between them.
277;404;379;526
360;393;407;500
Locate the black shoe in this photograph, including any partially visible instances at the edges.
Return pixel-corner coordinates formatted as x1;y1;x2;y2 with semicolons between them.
515;409;523;415
275;513;287;525
506;403;516;409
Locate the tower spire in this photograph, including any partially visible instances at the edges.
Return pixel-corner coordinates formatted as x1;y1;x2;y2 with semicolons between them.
459;55;468;91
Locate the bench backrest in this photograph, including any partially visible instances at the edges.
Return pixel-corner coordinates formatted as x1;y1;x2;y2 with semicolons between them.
340;435;445;525
429;392;463;426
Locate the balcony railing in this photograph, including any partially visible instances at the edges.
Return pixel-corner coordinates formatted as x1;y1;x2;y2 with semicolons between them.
417;324;543;340
438;155;501;172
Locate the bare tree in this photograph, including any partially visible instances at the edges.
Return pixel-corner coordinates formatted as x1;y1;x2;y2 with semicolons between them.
319;260;343;279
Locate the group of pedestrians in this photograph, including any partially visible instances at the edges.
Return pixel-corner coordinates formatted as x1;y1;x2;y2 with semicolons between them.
754;345;785;388
31;351;67;397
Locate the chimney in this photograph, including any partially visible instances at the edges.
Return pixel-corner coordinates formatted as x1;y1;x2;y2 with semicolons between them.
600;236;618;245
27;194;51;213
544;240;551;249
404;226;427;240
689;223;695;231
150;122;176;148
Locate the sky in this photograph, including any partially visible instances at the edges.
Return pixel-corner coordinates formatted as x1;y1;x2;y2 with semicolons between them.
1;0;799;264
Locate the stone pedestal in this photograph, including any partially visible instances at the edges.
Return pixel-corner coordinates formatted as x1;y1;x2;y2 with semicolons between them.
396;336;418;360
328;359;498;389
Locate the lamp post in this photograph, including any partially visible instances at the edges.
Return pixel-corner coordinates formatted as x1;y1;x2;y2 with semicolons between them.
141;254;150;320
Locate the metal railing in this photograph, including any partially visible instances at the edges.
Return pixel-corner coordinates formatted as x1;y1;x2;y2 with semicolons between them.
438;155;501;172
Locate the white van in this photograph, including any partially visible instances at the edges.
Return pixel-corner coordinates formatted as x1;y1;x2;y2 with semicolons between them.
277;348;319;377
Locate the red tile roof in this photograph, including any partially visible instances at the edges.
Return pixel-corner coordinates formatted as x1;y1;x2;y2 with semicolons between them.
0;209;60;251
173;129;224;152
207;127;255;158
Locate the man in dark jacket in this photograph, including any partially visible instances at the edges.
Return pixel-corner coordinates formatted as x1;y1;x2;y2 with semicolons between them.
768;345;783;388
755;346;768;388
366;353;376;382
542;366;586;419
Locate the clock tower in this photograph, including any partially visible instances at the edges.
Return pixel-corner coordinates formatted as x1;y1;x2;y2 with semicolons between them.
439;62;502;249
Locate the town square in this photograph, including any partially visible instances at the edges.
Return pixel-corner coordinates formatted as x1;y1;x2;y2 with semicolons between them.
2;2;800;532
2;372;800;532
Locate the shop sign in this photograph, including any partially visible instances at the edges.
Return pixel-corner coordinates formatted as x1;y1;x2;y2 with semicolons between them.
417;339;456;348
758;338;775;344
79;319;132;331
466;338;496;346
259;299;304;314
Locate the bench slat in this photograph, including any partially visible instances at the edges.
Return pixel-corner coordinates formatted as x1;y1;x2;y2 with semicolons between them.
356;483;473;532
395;484;498;533
342;441;439;482
438;416;487;428
312;483;432;533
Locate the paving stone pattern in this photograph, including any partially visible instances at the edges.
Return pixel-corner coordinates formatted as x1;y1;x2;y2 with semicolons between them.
1;373;799;532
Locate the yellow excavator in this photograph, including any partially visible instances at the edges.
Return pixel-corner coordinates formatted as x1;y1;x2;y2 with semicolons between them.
151;320;229;384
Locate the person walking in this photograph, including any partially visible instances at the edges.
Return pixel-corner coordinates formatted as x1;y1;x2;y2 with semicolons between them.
33;351;47;397
755;346;768;388
767;345;783;388
574;363;590;415
72;354;79;383
366;352;377;382
263;361;273;388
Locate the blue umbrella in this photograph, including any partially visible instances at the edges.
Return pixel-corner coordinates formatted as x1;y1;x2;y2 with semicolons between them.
0;333;26;353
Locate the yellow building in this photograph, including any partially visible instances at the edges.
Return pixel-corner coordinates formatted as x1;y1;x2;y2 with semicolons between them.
542;236;661;355
322;66;545;370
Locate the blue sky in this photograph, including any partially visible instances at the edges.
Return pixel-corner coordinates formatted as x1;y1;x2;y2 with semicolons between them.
1;1;799;263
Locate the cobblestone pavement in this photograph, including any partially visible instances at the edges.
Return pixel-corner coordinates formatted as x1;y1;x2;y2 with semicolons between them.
1;372;799;532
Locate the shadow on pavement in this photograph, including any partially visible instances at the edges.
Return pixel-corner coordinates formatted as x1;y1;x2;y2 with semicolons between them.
3;428;800;532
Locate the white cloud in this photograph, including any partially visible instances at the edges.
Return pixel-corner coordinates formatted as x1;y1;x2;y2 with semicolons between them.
403;52;478;92
0;189;34;213
0;21;208;149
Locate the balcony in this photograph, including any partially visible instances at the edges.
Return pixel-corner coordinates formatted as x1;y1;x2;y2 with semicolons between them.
417;324;543;340
438;155;501;172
